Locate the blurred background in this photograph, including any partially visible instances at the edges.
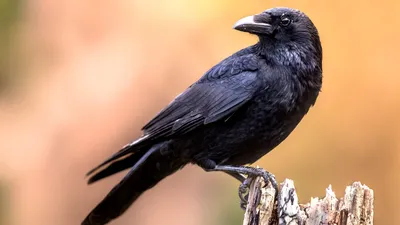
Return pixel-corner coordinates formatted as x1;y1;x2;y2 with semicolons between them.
0;0;399;224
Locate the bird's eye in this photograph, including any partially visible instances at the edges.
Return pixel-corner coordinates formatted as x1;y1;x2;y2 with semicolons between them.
280;17;291;27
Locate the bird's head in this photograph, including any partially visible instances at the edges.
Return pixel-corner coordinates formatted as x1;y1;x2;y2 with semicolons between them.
234;7;322;61
234;7;322;90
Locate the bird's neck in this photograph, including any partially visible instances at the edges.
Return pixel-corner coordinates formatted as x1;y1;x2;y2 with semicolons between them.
256;41;321;78
257;42;318;66
255;42;322;105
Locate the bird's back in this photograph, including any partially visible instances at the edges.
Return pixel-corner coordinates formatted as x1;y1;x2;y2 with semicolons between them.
178;53;321;166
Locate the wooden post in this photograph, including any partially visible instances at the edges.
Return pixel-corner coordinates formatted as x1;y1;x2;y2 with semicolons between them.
242;178;374;225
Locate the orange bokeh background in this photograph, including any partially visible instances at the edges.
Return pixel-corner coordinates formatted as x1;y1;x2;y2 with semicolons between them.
0;0;399;224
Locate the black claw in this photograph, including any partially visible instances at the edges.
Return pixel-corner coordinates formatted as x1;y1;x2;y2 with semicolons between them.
242;167;278;197
238;184;249;204
238;175;254;209
259;169;278;197
238;188;247;208
208;165;279;207
240;201;248;210
238;185;247;201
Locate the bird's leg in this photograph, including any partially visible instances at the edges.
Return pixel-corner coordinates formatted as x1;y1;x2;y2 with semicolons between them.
211;165;278;192
197;159;244;181
197;159;278;209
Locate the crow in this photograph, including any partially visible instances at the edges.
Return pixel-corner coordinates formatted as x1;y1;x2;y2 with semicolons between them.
82;7;322;225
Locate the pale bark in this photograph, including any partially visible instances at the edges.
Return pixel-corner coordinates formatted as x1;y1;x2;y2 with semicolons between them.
243;178;374;225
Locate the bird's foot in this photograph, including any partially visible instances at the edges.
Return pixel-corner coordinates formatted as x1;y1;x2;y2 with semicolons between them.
238;176;253;209
245;166;278;192
197;161;278;207
211;165;278;196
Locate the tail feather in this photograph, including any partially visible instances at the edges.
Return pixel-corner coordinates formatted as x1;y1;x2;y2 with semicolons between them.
87;152;145;184
86;135;151;177
82;142;183;225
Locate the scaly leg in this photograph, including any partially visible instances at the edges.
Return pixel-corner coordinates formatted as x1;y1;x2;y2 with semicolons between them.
198;160;278;209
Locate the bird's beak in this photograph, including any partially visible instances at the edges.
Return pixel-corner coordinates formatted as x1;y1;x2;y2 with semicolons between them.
233;15;272;35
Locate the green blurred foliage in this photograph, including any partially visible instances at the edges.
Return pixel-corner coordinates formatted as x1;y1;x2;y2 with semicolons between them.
0;0;19;91
218;192;245;225
0;181;10;225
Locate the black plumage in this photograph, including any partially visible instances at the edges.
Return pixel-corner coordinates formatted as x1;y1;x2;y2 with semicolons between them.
82;7;323;225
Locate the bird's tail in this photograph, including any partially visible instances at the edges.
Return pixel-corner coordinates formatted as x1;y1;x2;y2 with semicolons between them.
82;142;184;225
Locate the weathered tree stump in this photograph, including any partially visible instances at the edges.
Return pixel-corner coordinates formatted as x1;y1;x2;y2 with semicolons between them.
243;177;374;225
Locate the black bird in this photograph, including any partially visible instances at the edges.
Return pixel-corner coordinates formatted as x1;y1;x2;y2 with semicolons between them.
82;7;322;225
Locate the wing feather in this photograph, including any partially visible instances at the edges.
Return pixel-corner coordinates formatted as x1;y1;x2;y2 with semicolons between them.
86;54;262;177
